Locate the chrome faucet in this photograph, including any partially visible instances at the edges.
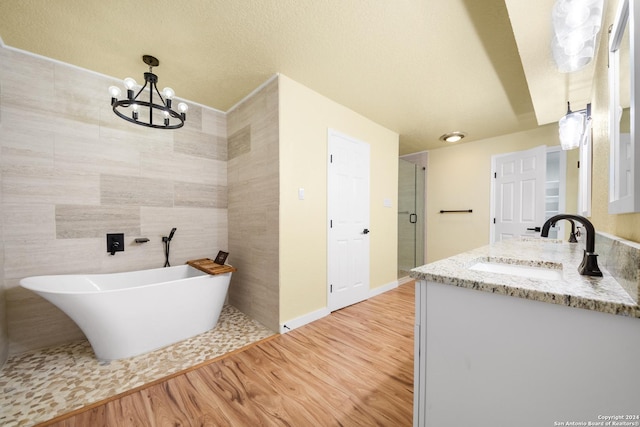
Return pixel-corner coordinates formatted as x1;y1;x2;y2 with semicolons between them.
540;214;602;277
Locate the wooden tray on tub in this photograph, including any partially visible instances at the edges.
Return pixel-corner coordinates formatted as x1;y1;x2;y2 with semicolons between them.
186;258;237;275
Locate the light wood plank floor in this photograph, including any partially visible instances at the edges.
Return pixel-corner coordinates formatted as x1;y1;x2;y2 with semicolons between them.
40;282;415;426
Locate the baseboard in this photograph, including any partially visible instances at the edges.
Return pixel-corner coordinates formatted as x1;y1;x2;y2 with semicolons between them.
279;279;399;334
398;275;414;285
279;307;330;334
369;279;398;298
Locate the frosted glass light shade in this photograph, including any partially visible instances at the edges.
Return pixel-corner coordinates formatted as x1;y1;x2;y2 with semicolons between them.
551;0;604;73
559;111;584;150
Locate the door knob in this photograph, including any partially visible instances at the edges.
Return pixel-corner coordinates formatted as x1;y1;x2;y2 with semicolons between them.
363;229;370;234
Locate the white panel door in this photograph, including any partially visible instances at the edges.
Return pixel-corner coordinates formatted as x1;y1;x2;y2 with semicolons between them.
493;146;546;241
327;129;370;311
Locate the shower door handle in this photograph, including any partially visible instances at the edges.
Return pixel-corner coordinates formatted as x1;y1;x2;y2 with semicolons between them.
409;213;417;224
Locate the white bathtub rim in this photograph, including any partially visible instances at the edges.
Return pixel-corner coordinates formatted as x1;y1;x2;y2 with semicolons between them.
20;265;231;295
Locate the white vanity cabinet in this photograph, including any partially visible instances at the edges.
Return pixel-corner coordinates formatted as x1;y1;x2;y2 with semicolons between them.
414;279;640;427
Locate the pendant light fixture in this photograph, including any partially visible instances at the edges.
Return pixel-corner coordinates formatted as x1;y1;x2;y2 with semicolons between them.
558;102;591;150
551;0;604;73
109;55;188;129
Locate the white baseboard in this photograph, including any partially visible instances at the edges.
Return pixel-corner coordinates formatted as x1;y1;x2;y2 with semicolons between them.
398;275;414;285
369;279;398;297
279;279;399;334
279;307;330;334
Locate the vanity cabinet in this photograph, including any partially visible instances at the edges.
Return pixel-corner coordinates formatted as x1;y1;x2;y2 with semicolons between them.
414;280;640;427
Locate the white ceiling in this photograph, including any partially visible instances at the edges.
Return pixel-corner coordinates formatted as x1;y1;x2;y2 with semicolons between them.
0;0;606;154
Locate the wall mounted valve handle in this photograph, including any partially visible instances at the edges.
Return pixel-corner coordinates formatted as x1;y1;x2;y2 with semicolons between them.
363;228;370;234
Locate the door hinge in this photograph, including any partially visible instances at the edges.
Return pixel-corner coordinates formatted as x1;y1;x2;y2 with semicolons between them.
493;218;496;224
330;284;333;293
494;172;497;178
577;160;580;169
330;219;333;228
330;154;333;163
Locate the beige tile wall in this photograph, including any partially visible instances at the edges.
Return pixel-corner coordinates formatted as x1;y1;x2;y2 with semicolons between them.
0;51;6;367
0;46;229;355
227;77;280;332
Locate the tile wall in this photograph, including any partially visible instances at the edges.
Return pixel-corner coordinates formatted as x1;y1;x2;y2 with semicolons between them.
0;46;229;356
227;77;280;332
0;55;6;365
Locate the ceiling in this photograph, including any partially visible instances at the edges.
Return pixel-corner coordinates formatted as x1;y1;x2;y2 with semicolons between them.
0;0;602;155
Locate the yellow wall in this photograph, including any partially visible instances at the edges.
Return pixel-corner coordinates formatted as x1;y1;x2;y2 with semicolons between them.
278;74;399;324
426;0;640;262
426;124;578;262
587;0;640;241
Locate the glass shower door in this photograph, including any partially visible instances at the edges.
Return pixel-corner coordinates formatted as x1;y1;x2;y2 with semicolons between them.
398;159;425;278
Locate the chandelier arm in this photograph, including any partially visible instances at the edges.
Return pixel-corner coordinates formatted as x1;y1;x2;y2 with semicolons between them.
152;84;167;106
133;80;149;101
148;82;154;125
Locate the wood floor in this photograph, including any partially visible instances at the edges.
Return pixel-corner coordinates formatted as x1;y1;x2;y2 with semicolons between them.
40;283;415;427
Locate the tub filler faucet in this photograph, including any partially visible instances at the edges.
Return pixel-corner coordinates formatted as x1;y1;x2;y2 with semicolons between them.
540;214;602;277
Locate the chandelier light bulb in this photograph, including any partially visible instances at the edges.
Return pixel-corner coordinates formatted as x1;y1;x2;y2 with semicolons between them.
124;77;137;90
108;86;122;98
162;87;175;99
178;102;188;113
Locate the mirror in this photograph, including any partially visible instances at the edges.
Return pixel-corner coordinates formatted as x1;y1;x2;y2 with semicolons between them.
578;112;593;217
609;0;640;213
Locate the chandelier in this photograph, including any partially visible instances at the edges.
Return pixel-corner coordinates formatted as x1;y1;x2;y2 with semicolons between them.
109;55;188;129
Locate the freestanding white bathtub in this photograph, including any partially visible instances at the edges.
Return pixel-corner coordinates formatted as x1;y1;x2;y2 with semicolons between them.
20;265;232;360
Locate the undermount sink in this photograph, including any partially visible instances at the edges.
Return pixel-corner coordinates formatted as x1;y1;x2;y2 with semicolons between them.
469;260;563;281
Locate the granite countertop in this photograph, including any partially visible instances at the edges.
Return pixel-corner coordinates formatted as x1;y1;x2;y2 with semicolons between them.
410;238;640;318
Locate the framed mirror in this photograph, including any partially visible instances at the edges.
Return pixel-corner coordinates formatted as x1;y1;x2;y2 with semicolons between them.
609;0;640;213
578;113;593;217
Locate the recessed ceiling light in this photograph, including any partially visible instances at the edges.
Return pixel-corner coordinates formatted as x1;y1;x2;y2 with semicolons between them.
439;131;467;143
